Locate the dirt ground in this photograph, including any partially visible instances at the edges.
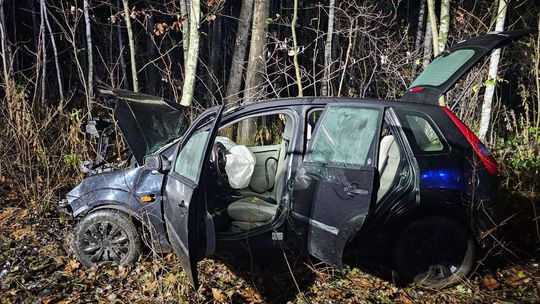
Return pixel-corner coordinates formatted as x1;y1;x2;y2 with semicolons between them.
0;187;539;303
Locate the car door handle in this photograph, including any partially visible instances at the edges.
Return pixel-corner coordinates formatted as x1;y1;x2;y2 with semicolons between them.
344;184;368;196
178;200;186;208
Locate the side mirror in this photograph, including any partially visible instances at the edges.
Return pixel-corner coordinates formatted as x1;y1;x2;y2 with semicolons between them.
143;155;171;172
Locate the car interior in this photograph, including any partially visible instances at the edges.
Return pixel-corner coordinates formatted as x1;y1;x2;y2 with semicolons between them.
207;109;402;234
207;112;293;234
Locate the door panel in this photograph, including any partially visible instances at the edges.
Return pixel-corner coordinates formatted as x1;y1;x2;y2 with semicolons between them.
303;164;376;266
248;144;280;192
296;104;382;267
163;106;223;288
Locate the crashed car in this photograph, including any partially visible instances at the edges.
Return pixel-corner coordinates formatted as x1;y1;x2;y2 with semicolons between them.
60;30;533;288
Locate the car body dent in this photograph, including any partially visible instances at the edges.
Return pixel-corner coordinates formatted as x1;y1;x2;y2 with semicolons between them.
64;165;171;251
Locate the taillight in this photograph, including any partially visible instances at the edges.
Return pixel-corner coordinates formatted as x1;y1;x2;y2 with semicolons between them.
442;107;499;176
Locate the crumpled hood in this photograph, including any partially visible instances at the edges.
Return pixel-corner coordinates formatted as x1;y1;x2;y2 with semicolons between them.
100;88;190;164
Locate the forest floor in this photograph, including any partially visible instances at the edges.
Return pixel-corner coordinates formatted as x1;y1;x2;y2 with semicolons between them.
0;182;539;303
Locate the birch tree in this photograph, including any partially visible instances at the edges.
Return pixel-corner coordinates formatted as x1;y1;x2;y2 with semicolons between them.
427;0;439;56
83;0;94;105
291;0;302;96
39;0;46;104
0;0;11;99
438;0;451;52
224;0;254;105
179;0;200;107
478;0;508;141
122;0;139;92
321;0;336;96
179;0;190;68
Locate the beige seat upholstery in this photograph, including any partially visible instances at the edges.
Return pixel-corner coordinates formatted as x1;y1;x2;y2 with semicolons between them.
227;118;294;231
377;135;401;201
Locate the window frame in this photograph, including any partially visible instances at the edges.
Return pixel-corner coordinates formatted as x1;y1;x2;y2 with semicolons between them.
395;109;450;156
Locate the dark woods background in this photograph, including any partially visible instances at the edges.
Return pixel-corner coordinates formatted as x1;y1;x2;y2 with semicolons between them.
0;0;539;302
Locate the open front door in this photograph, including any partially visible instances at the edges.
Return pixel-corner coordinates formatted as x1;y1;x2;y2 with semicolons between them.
402;29;535;104
300;104;383;267
163;105;223;288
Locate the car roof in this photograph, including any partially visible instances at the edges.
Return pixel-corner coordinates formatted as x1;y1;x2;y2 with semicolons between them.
224;97;441;116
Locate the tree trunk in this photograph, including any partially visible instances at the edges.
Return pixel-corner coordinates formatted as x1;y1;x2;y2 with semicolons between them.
478;0;508;141
415;0;426;50
83;0;94;107
321;0;335;96
438;0;451;52
39;0;46;104
0;0;10;99
146;14;158;95
291;0;302;96
179;0;200;106
116;0;128;89
44;0;63;102
243;0;269;104
224;0;254;105
427;0;439;57
422;12;433;68
239;0;269;145
179;0;190;68
122;0;139;92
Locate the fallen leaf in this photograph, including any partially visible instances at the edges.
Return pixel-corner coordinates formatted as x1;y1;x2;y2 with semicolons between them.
212;288;226;302
64;259;80;273
483;276;500;290
397;293;413;304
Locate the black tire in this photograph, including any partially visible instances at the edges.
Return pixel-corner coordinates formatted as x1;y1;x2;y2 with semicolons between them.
74;210;142;268
393;216;475;289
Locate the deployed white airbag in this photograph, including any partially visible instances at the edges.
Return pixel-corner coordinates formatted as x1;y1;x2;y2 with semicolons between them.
219;139;256;189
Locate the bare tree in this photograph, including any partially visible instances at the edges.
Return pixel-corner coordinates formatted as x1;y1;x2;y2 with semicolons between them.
427;0;439;56
116;0;127;89
291;0;303;96
422;12;433;68
224;0;254;105
321;0;336;96
43;0;63;102
179;0;200;106
39;0;46;104
479;0;508;141
122;0;139;92
239;0;269;144
0;0;11;99
83;0;94;107
179;0;190;68
438;0;451;52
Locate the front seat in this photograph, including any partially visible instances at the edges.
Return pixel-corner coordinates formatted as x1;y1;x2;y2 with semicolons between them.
377;135;401;201
227;118;294;232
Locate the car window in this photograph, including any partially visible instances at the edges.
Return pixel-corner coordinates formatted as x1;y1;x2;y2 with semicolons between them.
174;130;210;181
409;49;475;88
405;114;444;152
306;106;381;166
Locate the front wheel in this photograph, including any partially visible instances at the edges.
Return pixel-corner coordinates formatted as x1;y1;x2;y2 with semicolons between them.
74;210;142;268
393;216;475;289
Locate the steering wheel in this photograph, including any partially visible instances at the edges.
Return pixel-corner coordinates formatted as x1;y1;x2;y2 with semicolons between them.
212;142;229;185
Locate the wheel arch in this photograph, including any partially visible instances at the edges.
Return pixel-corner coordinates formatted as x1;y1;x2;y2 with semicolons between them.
383;205;473;256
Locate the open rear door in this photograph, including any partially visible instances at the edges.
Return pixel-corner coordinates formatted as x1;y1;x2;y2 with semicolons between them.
402;29;535;104
163;105;223;288
301;104;383;267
